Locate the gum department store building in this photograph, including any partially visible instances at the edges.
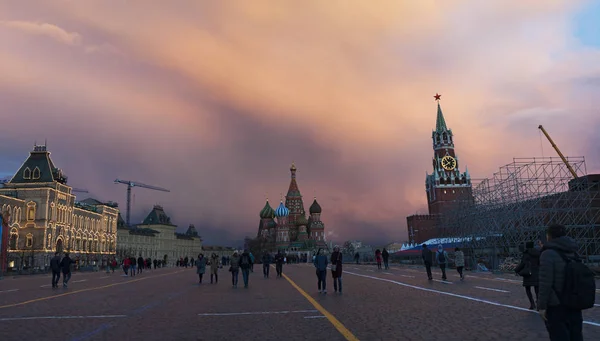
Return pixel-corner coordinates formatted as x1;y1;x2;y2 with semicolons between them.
0;144;202;271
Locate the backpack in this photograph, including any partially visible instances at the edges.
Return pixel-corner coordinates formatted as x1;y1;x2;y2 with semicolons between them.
241;255;249;266
437;251;446;263
551;249;596;310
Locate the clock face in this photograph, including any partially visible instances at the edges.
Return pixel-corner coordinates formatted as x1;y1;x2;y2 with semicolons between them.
441;155;457;171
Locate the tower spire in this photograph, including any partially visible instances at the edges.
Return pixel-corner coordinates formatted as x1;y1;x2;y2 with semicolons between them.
434;93;447;132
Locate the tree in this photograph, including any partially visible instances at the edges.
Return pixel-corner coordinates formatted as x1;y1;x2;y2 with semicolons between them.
342;241;355;256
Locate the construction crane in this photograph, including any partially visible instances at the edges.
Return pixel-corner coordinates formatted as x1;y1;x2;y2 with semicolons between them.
114;179;170;227
538;125;579;179
72;188;89;193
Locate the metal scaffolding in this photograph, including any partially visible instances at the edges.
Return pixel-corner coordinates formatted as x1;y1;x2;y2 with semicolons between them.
436;157;600;269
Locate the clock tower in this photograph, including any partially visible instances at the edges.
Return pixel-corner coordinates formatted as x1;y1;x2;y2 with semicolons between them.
425;94;473;215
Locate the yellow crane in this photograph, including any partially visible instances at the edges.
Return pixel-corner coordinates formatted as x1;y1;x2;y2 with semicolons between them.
538;125;578;179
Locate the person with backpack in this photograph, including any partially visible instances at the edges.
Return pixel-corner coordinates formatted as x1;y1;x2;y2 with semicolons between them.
436;244;448;281
238;250;253;288
539;224;595;340
514;242;541;310
229;251;240;288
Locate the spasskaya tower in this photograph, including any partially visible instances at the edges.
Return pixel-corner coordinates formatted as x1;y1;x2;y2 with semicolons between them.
406;94;473;243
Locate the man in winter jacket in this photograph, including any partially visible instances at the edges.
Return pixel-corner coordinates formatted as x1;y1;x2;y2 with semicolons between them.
422;244;433;280
538;224;583;340
50;252;62;288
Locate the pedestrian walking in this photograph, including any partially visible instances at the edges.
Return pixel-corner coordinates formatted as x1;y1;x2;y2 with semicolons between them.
421;244;433;280
239;250;253;288
261;251;271;279
275;251;284;278
137;256;144;274
50;251;61;288
210;253;219;284
515;242;540;310
436;244;448;280
229;251;240;288
330;246;343;294
249;252;255;273
123;257;131;276
539;224;596;340
60;253;74;288
454;247;465;280
314;248;328;294
354;252;359;264
129;256;137;277
382;248;390;270
195;254;206;284
375;249;382;269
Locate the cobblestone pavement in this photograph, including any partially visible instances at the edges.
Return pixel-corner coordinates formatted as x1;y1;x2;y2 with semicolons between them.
0;264;598;341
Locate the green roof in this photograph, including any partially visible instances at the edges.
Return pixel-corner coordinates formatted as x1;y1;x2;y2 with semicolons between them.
142;205;175;226
10;145;67;184
435;103;447;132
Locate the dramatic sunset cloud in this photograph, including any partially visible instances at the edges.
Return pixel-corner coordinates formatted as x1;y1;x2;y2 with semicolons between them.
0;0;599;246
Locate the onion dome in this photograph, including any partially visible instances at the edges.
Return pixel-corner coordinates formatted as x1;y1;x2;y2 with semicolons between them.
309;198;322;214
274;201;290;217
296;214;308;226
259;200;275;219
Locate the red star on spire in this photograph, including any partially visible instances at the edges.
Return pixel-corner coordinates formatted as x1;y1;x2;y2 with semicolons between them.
434;93;441;101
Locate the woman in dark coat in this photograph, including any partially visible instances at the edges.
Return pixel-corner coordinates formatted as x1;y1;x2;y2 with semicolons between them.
330;246;343;294
514;241;541;310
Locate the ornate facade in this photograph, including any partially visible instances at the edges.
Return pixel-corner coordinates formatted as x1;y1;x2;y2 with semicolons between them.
116;205;203;265
0;144;119;271
257;163;327;252
406;95;474;243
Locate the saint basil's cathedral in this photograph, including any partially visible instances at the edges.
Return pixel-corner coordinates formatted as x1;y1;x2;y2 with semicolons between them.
257;163;327;252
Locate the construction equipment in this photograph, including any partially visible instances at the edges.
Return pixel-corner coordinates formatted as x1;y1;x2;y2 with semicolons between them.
538;125;579;179
114;179;170;227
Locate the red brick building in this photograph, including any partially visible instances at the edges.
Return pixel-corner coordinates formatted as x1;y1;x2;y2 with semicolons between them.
406;95;474;244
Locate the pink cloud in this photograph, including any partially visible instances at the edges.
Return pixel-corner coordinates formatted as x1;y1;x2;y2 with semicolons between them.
0;0;598;245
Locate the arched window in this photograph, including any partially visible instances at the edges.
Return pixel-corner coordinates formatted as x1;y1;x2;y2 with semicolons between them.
32;167;41;180
23;167;31;179
26;202;36;221
9;228;18;250
26;233;33;248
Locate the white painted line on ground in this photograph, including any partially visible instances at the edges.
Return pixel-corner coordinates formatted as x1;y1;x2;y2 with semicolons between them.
198;310;318;317
475;286;510;293
343;270;600;328
494;277;521;283
366;270;374;272
304;315;326;319
98;276;110;279
398;274;415;278
40;284;52;288
595;304;600;307
0;289;19;293
383;272;393;275
432;279;453;284
72;279;87;283
0;315;127;321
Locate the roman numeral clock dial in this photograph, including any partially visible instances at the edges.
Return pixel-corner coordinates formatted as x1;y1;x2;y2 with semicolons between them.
441;155;457;171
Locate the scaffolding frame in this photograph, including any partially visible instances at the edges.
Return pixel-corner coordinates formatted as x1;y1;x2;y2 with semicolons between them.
436;157;600;268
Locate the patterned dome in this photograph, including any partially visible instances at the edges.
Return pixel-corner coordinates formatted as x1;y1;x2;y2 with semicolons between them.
259;200;275;219
309;198;322;214
296;214;308;226
275;201;290;217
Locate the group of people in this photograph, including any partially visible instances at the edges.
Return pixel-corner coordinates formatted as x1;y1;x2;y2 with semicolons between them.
421;244;465;281
420;224;595;340
313;246;343;294
515;224;595;340
194;250;254;288
122;256;155;276
49;252;74;288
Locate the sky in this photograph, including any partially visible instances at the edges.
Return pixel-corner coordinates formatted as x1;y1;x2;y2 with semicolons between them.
0;1;599;247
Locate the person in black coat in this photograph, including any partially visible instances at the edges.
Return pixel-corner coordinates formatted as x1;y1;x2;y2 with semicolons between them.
515;241;541;310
